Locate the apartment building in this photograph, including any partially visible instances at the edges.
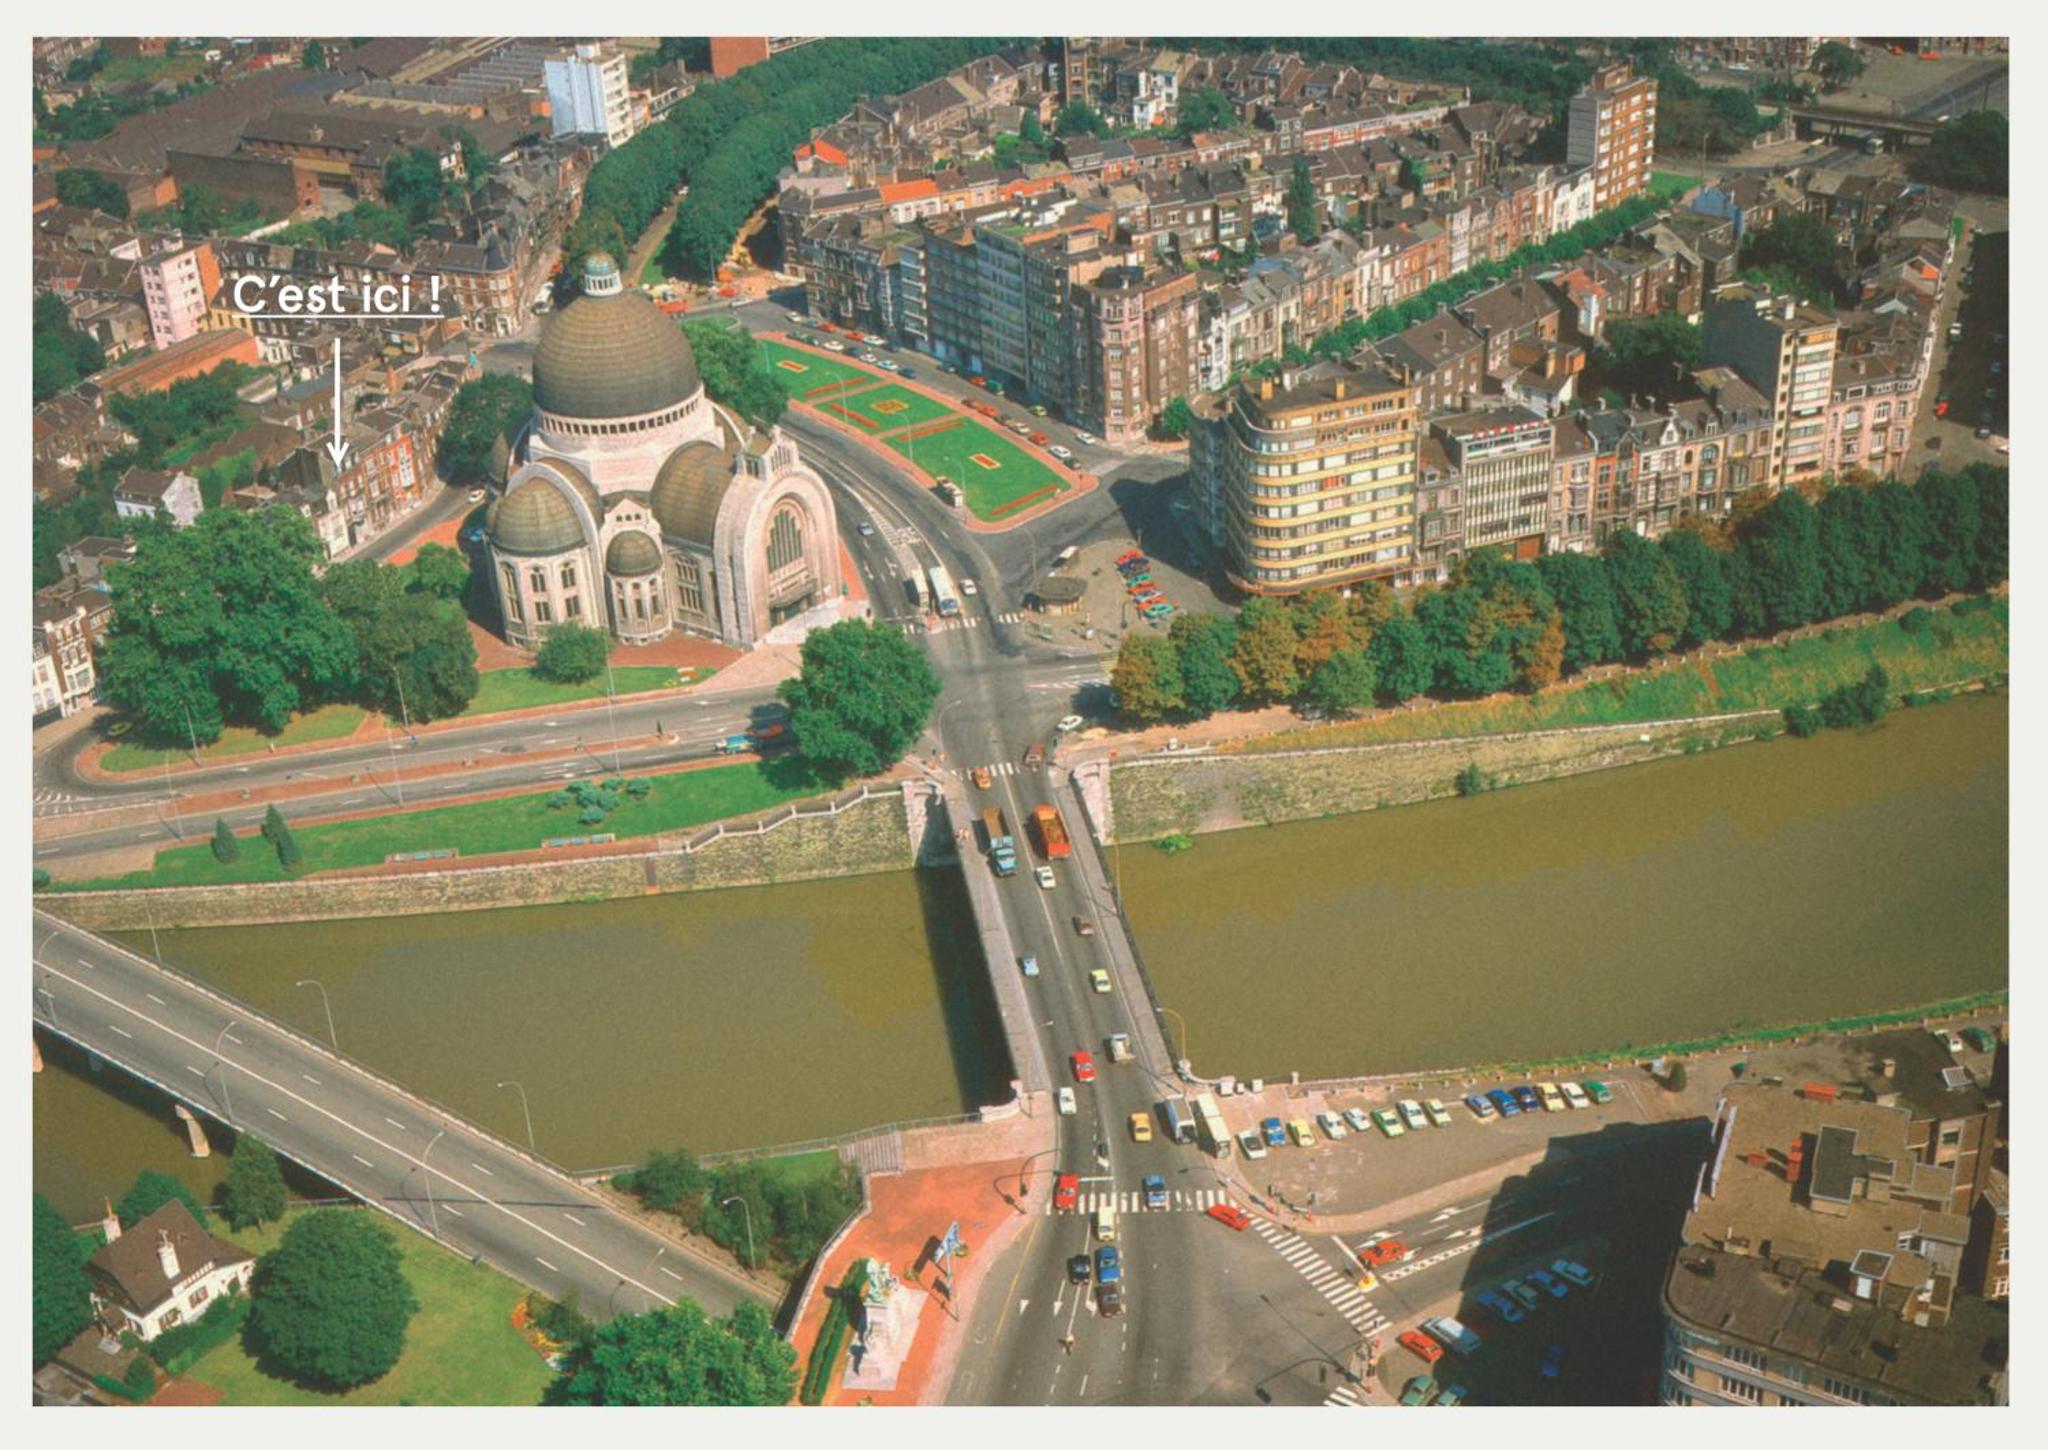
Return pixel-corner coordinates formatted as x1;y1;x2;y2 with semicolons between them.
546;43;636;150
1210;360;1419;595
1068;264;1200;446
1660;1082;2006;1407
1430;407;1553;564
1567;61;1657;209
138;239;222;351
1374;311;1486;414
1701;284;1838;488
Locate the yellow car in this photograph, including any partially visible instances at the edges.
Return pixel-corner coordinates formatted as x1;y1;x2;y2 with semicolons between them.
1129;1111;1153;1143
1089;969;1112;994
1538;1082;1567;1113
1289;1119;1317;1148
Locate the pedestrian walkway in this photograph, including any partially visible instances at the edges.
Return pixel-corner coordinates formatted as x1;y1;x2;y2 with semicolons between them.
953;760;1019;780
1250;1218;1387;1338
994;611;1025;625
1323;1381;1367;1407
1046;1186;1236;1215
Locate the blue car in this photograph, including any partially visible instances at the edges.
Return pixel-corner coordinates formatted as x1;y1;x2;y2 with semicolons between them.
1486;1088;1520;1118
1539;1342;1565;1380
1095;1245;1122;1284
1529;1268;1569;1300
1510;1085;1541;1114
462;526;488;545
1464;1093;1497;1121
1142;1173;1168;1209
1261;1117;1287;1147
1476;1289;1525;1326
897;368;915;380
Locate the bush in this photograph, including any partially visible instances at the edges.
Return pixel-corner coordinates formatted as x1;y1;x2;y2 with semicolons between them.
33;867;51;890
274;819;303;871
1663;1061;1689;1092
211;817;241;863
801;1262;867;1405
546;792;572;810
1898;606;1934;637
1782;704;1825;737
148;1292;249;1375
626;777;652;798
122;1354;157;1399
1454;762;1489;796
577;806;606;826
1154;833;1194;854
533;624;610;684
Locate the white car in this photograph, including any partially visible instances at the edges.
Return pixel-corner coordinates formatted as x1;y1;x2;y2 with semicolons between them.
1056;714;1085;733
467;488;487;503
1934;1029;1965;1055
1316;1111;1348;1140
1342;1107;1372;1134
1074;430;1099;446
960;578;978;596
1048;444;1075;461
860;351;879;364
1396;1099;1428;1132
1424;1098;1454;1128
1036;865;1056;889
1239;1128;1268;1159
1560;1082;1591;1110
1057;1087;1077;1115
824;339;847;352
787;311;805;324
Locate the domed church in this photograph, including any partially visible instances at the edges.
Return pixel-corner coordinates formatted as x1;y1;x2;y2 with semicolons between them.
485;253;842;650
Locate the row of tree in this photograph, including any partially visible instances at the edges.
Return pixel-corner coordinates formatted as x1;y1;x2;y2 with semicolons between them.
619;1147;863;1271
1112;467;2009;723
102;509;480;746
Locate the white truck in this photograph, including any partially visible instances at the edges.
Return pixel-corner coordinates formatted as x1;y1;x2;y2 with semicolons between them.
1193;1091;1233;1159
927;564;962;618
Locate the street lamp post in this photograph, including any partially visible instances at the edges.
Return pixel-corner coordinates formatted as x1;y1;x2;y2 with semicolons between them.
384;726;406;806
720;1195;756;1269
497;1080;536;1153
421;1128;446;1238
1160;1006;1189;1067
294;979;338;1049
602;659;624;777
212;1019;241;1124
35;970;57;1028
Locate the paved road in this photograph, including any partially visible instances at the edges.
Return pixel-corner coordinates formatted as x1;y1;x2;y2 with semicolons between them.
31;908;765;1321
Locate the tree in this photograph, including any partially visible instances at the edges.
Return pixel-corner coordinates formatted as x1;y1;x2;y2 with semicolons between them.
1536;552;1621;673
533;622;611;684
1019;109;1045;147
626;1147;706;1213
32;291;106;402
122;1354;157;1400
274;816;304;872
1055;102;1106;138
322;559;480;720
1462;552;1564;692
221;1134;289;1230
1916;467;1987;595
1110;633;1185;722
1734;488;1826;633
117;1170;208;1229
1369;611;1435;703
302;40;328;71
682;319;790;428
553;1300;796;1405
1917;111;2007;194
99;509;356;743
1591;314;1701;399
1228;597;1303;704
1819;664;1891;730
1168;612;1240;718
405;543;470;602
1740;212;1845;304
54;168;130;218
1658;526;1734;648
261;803;286;843
1605;530;1690;658
1175;87;1236;138
1155;396;1193;439
33;1193;93;1365
438;374;533;484
778;619;942;781
1414;583;1513;697
1304;648;1377;717
382;146;451;229
1812;41;1864;92
248;1210;418;1390
1286;158;1318;242
211;817;241;864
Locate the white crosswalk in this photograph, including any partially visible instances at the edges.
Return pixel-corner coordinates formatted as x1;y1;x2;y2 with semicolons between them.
995;611;1025;624
1323;1382;1367;1407
956;760;1019;780
32;787;127;818
923;616;981;632
1046;1187;1234;1216
1252;1218;1387;1338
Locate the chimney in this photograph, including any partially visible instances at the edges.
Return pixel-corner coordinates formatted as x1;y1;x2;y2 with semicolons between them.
1881;1057;1897;1079
1334;378;1348;399
102;1200;121;1243
157;1230;180;1281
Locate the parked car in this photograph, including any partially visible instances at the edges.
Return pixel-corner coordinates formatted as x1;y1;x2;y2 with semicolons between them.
1465;1093;1498;1121
1540;1342;1565;1380
1057;1087;1076;1115
1552;1258;1595;1288
1095;1245;1122;1283
1261;1117;1287;1147
1018;954;1039;978
1399;1375;1438;1406
1487;1088;1521;1118
1372;1108;1406;1138
1560;1082;1591;1110
1424;1098;1454;1128
1054;1172;1079;1210
1510;1085;1541;1113
1089;969;1112;994
1398;1330;1444;1366
1422;1315;1483;1356
1504;1279;1541;1311
1537;1083;1566;1113
1362;1237;1410;1268
897;368;915;380
1048;445;1075;462
1477;1288;1525;1326
1962;1026;1997;1053
1207;1202;1252;1232
786;311;806;324
1342;1107;1372;1134
1581;1080;1612;1106
1436;1384;1469;1407
1316;1111;1348;1140
1288;1119;1317;1148
466;488;487;503
1036;865;1056;889
1056;714;1085;733
1029;403;1048;417
1074;430;1099;446
1934;1028;1966;1054
1129;1111;1153;1143
1238;1128;1267;1158
1529;1268;1569;1299
1397;1099;1428;1132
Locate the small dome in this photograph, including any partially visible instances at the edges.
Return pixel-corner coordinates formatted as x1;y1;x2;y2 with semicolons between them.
606;529;662;577
491;478;585;555
649;440;735;547
531;255;701;420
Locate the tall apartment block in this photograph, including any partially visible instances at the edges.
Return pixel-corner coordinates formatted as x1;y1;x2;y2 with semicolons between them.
1701;283;1838;488
139;240;222;352
1208;361;1418;596
546;43;636;150
1567;61;1657;209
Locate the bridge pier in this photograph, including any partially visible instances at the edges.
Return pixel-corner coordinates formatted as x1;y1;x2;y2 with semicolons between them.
174;1102;212;1158
32;1035;42;1074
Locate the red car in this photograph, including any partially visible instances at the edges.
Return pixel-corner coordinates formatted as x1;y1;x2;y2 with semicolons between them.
1071;1051;1096;1083
1206;1203;1253;1232
1398;1329;1444;1365
1362;1238;1411;1268
1054;1172;1079;1211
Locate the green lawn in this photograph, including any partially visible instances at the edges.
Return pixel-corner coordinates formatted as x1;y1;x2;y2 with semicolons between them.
185;1210;554;1406
70;758;832;889
762;339;885;396
884;418;1070;521
461;665;692;717
100;704;368;774
1242;600;2010;753
1650;170;1697;202
812;381;955;435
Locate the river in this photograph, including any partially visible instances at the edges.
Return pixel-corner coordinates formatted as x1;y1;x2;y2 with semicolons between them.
1121;694;2008;1081
35;868;1008;1217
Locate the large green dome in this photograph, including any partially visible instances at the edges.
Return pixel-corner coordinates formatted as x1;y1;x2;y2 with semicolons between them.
531;253;702;420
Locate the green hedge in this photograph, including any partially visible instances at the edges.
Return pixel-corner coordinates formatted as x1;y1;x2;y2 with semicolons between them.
800;1262;867;1405
147;1291;249;1376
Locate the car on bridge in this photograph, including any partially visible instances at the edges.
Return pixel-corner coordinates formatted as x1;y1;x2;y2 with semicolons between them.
1206;1203;1252;1232
1237;1128;1267;1158
1261;1117;1287;1147
1071;1051;1096;1082
1019;954;1039;978
1036;865;1057;889
1129;1112;1152;1143
1089;969;1112;994
1057;1087;1077;1115
1398;1330;1444;1366
1074;917;1097;938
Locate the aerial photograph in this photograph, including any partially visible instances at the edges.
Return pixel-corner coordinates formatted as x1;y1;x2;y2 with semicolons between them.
21;8;2013;1418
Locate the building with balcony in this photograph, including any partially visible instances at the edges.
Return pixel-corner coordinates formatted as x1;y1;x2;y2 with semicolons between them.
138;239;222;351
546;43;636;150
1429;407;1553;568
1567;61;1657;209
1701;284;1838;488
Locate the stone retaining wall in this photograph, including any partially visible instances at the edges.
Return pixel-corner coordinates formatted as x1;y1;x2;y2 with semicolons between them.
1107;713;1770;843
46;788;917;931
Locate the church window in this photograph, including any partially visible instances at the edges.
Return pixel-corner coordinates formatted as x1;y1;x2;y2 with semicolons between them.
535;600;553;624
566;594;582;619
560;562;577;589
529;567;547;594
501;565;522;621
768;505;806;572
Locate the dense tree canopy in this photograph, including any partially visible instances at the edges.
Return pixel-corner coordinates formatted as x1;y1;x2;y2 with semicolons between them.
779;619;942;781
1605;529;1690;658
1917;111;2007;194
320;558;480;722
1111;633;1186;722
221;1134;289;1231
1536;551;1622;673
438;373;532;485
1740;212;1846;306
681;319;790;428
33;291;106;402
248;1211;418;1390
1174;86;1237;138
33;1193;94;1365
54;167;130;217
117;1169;209;1229
1592;315;1702;401
553;1300;796;1406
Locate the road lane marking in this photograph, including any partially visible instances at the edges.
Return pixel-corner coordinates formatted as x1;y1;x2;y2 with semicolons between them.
659;1265;685;1281
536;1257;559;1272
146;993;167;1005
444;1205;464;1218
563;1213;586;1226
385;1116;407;1130
77;959;95;970
471;1162;495;1177
107;1024;133;1039
186;1065;205;1077
303;1074;321;1085
353;1154;375;1168
267;1108;288;1121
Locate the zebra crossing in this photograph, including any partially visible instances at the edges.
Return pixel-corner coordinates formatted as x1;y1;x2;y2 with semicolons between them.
33;787;122;818
921;615;982;632
994;611;1025;625
1323;1381;1368;1408
1251;1218;1387;1338
956;760;1019;780
1046;1186;1235;1216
